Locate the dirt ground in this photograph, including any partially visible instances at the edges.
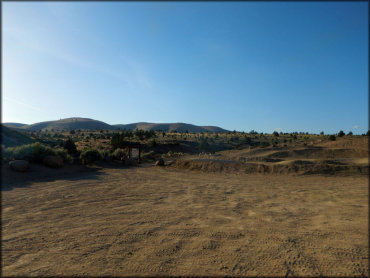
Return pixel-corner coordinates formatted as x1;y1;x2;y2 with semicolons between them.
2;164;368;276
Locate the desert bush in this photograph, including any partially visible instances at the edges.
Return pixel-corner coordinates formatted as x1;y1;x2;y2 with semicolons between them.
347;131;353;136
55;148;73;163
273;131;279;137
63;137;77;155
149;139;157;147
134;129;145;140
142;150;156;160
164;151;183;158
80;148;102;165
2;142;71;163
168;139;180;146
111;133;130;150
3;144;34;161
112;148;126;160
99;149;112;161
338;130;345;137
329;135;336;141
244;137;252;145
199;137;209;151
259;141;271;148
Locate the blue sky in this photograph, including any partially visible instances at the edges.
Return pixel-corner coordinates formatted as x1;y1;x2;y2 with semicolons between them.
2;2;368;134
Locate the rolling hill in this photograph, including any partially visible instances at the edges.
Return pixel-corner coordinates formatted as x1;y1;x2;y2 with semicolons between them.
1;125;33;147
20;118;113;131
3;118;229;133
3;123;27;128
113;122;228;133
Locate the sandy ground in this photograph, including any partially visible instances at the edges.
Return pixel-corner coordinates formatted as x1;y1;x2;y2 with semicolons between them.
2;165;369;276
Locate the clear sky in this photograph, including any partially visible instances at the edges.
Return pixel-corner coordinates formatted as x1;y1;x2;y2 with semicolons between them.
2;2;368;134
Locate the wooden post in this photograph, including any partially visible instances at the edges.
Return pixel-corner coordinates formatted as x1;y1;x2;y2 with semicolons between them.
126;146;131;159
138;147;142;164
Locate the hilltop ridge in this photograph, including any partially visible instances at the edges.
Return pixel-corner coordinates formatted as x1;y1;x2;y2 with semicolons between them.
3;117;229;133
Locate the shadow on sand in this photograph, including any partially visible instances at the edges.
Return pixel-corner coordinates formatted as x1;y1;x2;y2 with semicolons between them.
1;162;140;191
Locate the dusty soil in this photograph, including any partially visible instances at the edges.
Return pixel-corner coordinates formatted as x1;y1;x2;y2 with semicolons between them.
2;164;368;276
173;137;369;176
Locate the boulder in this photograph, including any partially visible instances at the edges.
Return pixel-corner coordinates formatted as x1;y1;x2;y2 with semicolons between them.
9;160;29;172
155;158;165;166
43;155;63;168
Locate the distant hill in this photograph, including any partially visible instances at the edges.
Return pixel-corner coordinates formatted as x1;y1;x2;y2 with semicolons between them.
22;117;113;131
2;125;33;147
113;122;228;133
3;122;27;128
3;118;229;133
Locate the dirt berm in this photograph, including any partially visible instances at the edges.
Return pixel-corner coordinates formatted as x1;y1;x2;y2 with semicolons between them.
171;158;368;175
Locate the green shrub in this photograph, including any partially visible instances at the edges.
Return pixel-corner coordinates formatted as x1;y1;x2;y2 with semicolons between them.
99;149;112;161
273;131;279;137
338;130;345;137
259;141;271;148
329;135;336;141
244;137;252;145
198;138;209;151
3;144;34;161
148;139;157;147
110;133;130;150
63;137;77;154
142;150;156;160
80;148;101;165
55;148;73;163
2;142;72;163
112;148;126;160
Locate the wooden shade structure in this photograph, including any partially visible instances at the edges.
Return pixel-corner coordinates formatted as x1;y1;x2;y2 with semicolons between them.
125;142;142;164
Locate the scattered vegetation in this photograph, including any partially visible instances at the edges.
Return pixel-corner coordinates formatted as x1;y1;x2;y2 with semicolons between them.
199;137;210;152
62;137;77;155
4;124;366;167
2;142;72;163
112;148;126;160
80;148;101;165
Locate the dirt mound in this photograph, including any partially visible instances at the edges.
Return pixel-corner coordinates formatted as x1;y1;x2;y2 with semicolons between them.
171;158;369;176
266;148;368;160
175;137;369;176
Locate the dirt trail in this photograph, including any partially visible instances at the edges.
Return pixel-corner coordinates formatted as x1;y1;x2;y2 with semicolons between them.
2;166;368;276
